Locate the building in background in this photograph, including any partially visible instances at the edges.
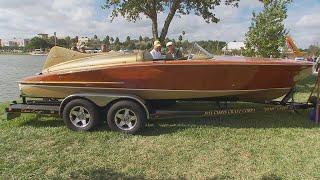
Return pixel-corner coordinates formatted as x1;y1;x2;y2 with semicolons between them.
222;42;245;52
77;36;101;50
222;41;245;56
1;40;17;47
37;33;49;39
0;38;30;47
77;37;90;48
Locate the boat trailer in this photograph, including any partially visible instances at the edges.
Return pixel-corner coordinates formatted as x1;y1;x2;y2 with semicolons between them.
4;89;315;121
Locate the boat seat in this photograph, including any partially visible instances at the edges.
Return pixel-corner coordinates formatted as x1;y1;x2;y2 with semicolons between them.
137;51;154;62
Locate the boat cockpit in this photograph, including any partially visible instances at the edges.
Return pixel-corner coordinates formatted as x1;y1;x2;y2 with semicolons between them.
41;43;215;73
141;42;214;62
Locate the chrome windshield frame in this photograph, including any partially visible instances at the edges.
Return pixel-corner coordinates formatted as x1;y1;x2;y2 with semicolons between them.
187;43;214;60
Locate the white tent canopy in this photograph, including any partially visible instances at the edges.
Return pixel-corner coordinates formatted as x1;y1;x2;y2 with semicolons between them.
222;42;245;52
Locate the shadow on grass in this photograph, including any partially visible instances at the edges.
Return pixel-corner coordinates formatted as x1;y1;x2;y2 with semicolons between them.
67;168;145;179
20;116;65;128
261;174;282;180
142;109;319;136
67;168;245;180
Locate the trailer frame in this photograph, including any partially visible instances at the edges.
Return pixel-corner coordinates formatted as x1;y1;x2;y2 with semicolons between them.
5;90;315;121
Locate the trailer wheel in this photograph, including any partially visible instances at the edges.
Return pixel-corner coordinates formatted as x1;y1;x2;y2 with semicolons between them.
107;101;147;134
63;99;100;131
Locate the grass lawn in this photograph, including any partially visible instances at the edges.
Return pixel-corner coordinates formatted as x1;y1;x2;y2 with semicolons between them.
1;76;320;179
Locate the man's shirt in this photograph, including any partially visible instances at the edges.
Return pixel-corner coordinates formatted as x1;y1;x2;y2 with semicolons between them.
150;49;162;59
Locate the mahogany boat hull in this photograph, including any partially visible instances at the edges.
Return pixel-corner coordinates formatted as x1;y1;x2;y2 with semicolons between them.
19;59;313;103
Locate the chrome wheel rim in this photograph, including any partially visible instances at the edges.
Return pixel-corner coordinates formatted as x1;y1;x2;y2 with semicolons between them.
114;108;137;131
69;106;91;128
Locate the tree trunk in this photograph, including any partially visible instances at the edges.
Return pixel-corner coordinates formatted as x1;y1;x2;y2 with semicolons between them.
151;17;159;40
159;0;180;42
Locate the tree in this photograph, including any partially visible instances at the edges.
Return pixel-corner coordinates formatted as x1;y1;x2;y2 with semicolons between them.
244;0;291;58
125;36;131;47
71;36;79;46
110;37;114;44
126;36;131;42
104;35;110;45
27;37;50;50
146;42;152;49
144;36;150;42
115;37;120;45
103;0;239;42
127;42;136;50
64;36;71;48
138;35;144;49
60;39;68;48
114;44;121;51
308;45;320;57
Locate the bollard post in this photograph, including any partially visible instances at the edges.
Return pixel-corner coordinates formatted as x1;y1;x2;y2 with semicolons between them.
317;80;320;123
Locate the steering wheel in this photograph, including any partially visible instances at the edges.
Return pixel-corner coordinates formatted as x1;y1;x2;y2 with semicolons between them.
187;54;194;60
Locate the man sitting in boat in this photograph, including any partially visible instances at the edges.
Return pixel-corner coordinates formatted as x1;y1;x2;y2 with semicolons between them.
166;42;182;60
150;40;162;59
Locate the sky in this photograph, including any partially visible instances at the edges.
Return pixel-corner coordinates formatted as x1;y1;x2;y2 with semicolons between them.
0;0;319;48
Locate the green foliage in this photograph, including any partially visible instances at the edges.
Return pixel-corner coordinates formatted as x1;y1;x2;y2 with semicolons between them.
308;45;320;56
14;33;228;53
102;0;240;42
103;36;110;45
124;36;131;47
114;37;120;44
110;37;114;43
146;42;152;50
244;0;291;58
27;37;50;50
26;36;76;50
71;36;78;47
114;44;121;51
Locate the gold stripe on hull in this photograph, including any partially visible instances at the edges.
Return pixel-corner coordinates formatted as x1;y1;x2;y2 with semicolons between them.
20;84;291;102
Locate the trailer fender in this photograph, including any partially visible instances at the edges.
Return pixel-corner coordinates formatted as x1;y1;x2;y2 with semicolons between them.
59;93;150;118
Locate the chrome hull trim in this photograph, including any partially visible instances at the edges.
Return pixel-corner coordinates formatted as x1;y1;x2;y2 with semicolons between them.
19;81;125;85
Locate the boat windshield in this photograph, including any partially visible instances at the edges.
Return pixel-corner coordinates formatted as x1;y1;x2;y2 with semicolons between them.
187;43;214;60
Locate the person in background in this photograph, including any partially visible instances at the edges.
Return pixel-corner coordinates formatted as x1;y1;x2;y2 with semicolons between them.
72;46;78;52
166;42;182;59
150;40;162;59
80;47;86;53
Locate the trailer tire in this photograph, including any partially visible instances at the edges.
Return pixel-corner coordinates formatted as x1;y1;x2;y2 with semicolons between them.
107;100;147;134
63;99;100;131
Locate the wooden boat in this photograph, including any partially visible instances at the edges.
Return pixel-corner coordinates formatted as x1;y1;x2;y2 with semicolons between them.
19;46;313;103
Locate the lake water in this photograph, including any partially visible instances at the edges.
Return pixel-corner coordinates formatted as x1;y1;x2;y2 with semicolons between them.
0;55;46;102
